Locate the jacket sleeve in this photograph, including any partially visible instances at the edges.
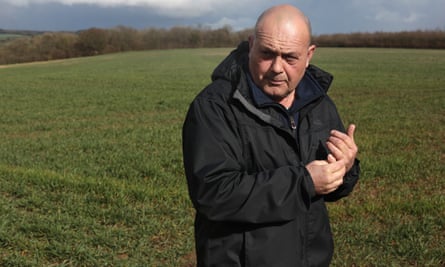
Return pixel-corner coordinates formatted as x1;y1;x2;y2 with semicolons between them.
182;96;315;224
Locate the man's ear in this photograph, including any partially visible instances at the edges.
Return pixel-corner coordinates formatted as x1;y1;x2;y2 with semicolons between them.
306;44;316;67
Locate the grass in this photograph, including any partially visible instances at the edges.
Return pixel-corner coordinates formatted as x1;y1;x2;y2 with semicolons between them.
0;47;444;266
312;48;445;266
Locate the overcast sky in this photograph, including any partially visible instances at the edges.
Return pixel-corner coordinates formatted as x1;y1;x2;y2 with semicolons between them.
1;0;444;34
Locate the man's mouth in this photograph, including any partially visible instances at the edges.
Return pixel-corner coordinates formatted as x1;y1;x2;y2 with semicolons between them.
268;79;286;86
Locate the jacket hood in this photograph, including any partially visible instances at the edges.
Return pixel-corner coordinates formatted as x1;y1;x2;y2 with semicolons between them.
211;41;249;84
211;41;334;93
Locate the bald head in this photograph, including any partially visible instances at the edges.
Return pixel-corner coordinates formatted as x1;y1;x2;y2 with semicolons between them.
254;4;312;46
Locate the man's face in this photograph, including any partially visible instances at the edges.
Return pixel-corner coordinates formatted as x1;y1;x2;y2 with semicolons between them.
248;26;315;105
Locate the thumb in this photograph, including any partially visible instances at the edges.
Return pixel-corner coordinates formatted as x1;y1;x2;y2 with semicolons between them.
307;160;329;167
327;154;336;163
347;124;356;140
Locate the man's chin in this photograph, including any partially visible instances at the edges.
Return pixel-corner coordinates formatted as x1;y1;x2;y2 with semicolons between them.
264;88;292;101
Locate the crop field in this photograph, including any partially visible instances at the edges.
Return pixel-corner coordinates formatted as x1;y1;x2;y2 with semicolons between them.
0;47;444;266
0;33;25;41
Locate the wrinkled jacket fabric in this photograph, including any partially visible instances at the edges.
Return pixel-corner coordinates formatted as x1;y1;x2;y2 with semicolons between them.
182;42;360;267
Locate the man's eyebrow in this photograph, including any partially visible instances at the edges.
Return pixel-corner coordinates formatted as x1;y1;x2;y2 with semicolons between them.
261;46;298;57
283;51;299;57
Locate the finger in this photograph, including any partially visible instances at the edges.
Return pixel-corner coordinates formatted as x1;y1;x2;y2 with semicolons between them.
330;159;346;173
331;127;358;160
326;142;344;160
329;131;355;152
328;136;345;147
328;136;350;155
326;160;346;188
329;131;351;148
323;158;344;174
331;126;355;140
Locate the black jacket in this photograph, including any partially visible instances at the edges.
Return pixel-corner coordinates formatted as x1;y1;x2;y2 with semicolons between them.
183;42;360;267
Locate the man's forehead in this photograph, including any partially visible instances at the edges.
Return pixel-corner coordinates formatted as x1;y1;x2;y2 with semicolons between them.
255;31;306;52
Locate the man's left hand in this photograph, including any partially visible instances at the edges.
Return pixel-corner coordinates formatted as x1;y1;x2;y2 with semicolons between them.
326;124;358;172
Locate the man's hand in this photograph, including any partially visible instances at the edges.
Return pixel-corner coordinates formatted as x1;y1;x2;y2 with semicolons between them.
326;124;358;172
306;155;346;195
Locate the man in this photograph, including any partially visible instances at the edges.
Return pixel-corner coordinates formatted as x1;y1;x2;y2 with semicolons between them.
183;4;360;267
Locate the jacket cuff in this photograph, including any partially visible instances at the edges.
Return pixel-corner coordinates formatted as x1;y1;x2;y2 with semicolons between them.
300;162;317;200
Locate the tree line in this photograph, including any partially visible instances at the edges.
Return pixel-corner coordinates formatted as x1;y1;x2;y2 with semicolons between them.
313;30;445;49
0;26;251;65
0;26;444;65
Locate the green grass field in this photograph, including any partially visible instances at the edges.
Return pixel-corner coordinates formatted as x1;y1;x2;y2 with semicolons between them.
0;47;444;266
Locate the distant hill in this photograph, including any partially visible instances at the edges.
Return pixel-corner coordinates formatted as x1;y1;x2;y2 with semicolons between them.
0;29;46;36
0;29;46;42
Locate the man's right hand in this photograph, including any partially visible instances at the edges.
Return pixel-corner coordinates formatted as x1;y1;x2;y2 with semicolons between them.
306;154;346;195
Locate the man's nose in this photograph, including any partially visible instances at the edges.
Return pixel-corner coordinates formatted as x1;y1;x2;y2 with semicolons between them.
270;56;284;74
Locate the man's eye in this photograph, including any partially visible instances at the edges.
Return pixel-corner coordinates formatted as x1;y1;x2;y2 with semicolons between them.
261;51;274;58
284;55;298;64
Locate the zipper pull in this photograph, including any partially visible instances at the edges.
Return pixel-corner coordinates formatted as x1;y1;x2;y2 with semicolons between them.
289;116;297;130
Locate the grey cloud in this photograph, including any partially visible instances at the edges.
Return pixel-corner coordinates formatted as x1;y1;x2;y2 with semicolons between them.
0;0;443;33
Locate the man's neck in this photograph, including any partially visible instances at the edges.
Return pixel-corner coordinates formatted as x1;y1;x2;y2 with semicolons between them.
277;93;295;109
